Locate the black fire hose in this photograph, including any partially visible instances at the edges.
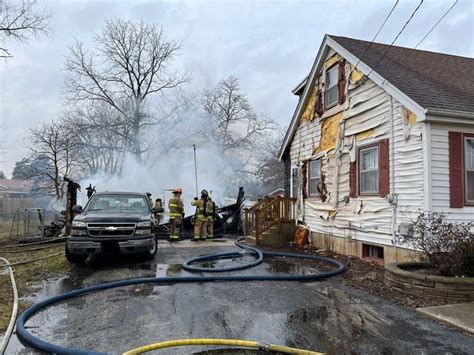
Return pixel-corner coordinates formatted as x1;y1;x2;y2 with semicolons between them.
16;239;345;354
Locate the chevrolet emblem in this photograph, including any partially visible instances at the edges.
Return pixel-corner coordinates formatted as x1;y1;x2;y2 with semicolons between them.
105;226;118;231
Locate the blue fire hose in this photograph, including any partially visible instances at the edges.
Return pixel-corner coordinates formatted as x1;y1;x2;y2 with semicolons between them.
16;238;345;354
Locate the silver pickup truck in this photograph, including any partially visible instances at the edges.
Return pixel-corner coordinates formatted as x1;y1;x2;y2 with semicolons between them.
65;191;163;263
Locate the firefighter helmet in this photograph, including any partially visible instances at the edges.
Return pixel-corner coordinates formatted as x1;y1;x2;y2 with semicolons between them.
173;188;182;194
201;189;209;197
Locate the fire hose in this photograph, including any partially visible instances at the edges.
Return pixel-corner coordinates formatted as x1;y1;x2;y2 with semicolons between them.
16;238;345;354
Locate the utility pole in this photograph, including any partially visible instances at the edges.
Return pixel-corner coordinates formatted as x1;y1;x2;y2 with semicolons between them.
193;144;199;197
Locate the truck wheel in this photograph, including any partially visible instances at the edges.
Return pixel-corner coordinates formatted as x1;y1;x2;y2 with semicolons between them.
65;245;88;264
144;237;158;260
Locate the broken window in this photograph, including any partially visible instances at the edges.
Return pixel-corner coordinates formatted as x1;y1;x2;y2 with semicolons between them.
324;65;339;109
465;137;474;204
309;159;321;197
359;146;379;195
291;167;298;198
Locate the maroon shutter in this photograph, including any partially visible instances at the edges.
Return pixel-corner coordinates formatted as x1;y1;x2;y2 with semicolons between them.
349;162;357;198
338;59;346;104
302;161;308;199
378;139;390;197
449;131;463;207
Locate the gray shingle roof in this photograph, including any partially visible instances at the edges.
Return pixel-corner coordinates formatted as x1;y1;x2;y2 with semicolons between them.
329;35;474;114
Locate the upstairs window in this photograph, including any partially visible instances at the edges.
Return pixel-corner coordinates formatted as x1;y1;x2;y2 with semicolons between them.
324;65;339;109
359;146;379;195
291;167;298;198
465;137;474;204
309;159;321;197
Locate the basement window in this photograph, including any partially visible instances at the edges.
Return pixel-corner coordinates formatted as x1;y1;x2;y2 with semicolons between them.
362;244;384;261
359;145;379;195
324;65;339;109
309;159;321;197
465;137;474;204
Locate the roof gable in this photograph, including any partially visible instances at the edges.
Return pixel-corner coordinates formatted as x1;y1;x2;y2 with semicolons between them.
279;34;474;160
330;35;474;115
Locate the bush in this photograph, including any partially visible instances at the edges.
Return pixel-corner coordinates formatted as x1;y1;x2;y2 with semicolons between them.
413;211;473;276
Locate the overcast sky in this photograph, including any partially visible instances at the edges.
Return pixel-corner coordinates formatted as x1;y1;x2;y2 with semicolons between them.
0;0;473;177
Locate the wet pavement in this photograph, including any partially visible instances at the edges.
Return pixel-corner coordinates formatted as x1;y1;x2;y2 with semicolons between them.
6;239;474;354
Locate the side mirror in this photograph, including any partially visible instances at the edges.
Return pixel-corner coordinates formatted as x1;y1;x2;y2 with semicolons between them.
152;207;164;214
72;205;83;213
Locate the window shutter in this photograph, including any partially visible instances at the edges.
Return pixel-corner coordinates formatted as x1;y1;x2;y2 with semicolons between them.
338;59;346;104
349;162;357;198
378;138;390;197
302;161;308;199
448;131;463;207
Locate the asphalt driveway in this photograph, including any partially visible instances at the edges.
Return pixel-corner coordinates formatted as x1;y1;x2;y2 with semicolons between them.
7;239;474;354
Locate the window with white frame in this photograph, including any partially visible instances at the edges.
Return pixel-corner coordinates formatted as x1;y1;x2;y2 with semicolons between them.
359;146;379;194
324;65;339;108
309;159;321;196
465;137;474;204
291;167;298;198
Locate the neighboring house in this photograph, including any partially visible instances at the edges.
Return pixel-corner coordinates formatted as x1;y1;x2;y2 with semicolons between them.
0;179;35;212
279;35;474;264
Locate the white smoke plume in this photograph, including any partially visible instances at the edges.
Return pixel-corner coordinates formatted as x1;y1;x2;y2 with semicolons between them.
77;146;237;216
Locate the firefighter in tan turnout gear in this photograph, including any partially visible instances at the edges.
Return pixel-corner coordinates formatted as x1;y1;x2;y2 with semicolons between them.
206;195;217;239
191;189;209;241
168;188;184;241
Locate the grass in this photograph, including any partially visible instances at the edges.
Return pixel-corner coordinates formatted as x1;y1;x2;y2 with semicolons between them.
0;232;71;332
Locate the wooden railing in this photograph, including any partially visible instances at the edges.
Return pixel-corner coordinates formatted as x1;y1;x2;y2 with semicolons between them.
244;196;297;244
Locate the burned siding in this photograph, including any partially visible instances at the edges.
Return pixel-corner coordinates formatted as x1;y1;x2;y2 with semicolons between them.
288;51;425;247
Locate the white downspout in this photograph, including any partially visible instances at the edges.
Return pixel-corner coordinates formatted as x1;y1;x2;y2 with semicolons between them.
390;96;397;258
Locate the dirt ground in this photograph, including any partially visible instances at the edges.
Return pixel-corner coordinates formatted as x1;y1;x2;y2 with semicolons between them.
0;234;71;332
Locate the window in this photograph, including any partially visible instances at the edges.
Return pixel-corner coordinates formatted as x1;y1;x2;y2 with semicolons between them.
324;65;339;108
309;159;321;196
465;137;474;204
359;146;379;195
291;167;298;198
362;244;384;261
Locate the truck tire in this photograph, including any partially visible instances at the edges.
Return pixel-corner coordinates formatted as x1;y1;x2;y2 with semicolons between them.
143;237;158;260
65;245;88;264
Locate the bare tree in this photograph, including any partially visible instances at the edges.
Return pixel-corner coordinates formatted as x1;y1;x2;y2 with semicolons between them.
202;76;277;173
64;19;190;162
0;0;49;59
27;121;82;199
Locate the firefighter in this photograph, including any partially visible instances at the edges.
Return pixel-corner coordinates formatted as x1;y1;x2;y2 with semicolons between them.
168;188;184;241
153;198;164;224
206;194;217;239
191;189;209;241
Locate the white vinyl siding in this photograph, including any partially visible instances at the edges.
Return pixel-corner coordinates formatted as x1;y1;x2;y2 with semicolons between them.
309;159;321;196
324;66;338;108
429;121;474;222
359;146;379;194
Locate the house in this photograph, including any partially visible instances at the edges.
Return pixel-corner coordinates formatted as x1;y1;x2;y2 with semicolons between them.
278;35;474;264
0;179;35;212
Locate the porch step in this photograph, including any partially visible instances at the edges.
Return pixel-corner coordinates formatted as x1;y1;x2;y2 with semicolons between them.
244;235;256;245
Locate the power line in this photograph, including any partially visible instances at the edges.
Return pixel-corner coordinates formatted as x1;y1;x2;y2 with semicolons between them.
382;0;458;81
412;0;458;51
353;0;400;71
366;0;424;77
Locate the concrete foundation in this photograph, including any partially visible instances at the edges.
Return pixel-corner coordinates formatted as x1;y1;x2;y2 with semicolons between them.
311;232;420;264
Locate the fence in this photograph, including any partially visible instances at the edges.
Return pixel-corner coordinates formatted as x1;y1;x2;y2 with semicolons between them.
0;209;59;239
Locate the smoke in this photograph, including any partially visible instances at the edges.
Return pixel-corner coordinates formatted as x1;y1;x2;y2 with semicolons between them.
77;146;237;216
